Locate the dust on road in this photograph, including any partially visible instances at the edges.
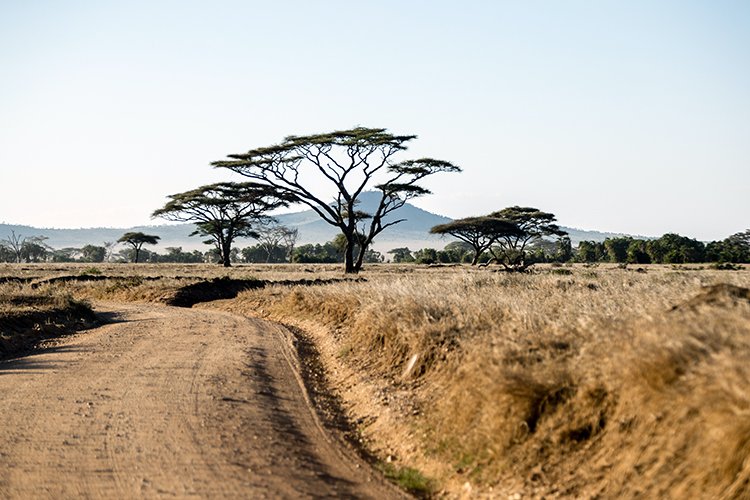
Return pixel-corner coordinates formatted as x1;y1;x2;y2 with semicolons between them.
0;303;402;499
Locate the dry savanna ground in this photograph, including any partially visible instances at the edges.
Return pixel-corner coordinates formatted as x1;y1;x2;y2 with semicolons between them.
1;261;749;498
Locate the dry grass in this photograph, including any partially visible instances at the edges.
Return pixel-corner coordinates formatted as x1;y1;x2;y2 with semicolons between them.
2;262;749;497
219;265;750;498
0;281;96;358
0;262;348;281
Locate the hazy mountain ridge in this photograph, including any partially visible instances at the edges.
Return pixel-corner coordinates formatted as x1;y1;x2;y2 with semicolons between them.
1;193;646;253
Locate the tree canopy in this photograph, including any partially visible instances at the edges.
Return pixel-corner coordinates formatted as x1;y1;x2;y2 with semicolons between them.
706;230;750;263
212;127;461;273
430;216;522;265
117;232;160;263
152;182;290;267
488;207;567;271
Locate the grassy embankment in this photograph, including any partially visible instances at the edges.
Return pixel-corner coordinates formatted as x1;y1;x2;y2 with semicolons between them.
0;281;96;358
215;264;750;498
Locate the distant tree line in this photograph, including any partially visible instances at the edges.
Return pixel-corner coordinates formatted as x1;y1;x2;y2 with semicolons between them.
0;229;383;265
391;230;750;266
2;229;747;266
572;231;750;264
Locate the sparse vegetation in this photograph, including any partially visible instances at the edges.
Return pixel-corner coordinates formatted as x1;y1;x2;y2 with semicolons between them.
378;462;434;497
0;283;96;358
2;262;750;497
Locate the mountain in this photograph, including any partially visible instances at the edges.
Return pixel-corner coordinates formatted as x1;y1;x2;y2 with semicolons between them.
275;192;454;252
0;193;647;254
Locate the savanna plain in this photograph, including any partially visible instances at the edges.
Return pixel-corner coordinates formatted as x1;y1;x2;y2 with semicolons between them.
1;262;749;498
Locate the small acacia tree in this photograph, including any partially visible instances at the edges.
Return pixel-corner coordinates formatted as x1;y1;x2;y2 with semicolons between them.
20;238;50;263
80;244;106;263
152;182;290;267
255;224;299;263
2;231;28;263
488;207;567;271
212;127;461;273
387;247;414;263
430;216;522;265
117;232;160;263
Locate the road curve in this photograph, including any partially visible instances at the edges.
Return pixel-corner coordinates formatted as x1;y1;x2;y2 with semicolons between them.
0;303;403;499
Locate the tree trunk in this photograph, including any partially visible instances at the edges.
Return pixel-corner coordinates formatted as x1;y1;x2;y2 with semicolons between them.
354;246;366;273
344;239;356;274
222;245;232;267
471;251;480;265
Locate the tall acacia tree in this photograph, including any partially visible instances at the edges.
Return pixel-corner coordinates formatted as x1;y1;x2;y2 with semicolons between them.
212;127;461;273
152;182;290;267
117;232;160;263
430;217;522;265
488;207;567;271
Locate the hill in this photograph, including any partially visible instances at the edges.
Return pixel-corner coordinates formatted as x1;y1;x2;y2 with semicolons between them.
1;193;646;254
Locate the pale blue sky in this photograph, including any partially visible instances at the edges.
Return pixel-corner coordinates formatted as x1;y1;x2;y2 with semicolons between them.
1;1;748;240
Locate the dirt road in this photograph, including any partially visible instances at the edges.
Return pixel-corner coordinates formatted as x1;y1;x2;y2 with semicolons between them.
0;303;403;499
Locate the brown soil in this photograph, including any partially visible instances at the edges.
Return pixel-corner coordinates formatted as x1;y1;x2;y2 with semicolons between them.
0;302;405;499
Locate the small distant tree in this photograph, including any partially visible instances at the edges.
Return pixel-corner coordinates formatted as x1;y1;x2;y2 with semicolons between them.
213;127;461;273
80;244;106;263
51;248;80;263
238;245;272;263
203;247;222;264
430;217;522;265
576;240;605;263
626;239;651;264
291;241;341;263
2;231;26;263
527;238;559;264
441;241;474;263
152;182;290;267
103;241;117;262
488;207;567;271
414;248;438;264
706;230;750;263
603;237;632;263
117;232;160;263
387;247;414;263
0;244;14;262
159;247;204;263
255;224;299;263
554;236;573;263
20;236;51;263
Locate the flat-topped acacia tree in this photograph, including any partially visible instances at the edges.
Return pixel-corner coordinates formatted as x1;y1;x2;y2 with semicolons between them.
430;217;523;265
117;232;160;263
152;182;290;267
212;127;461;273
488;207;567;271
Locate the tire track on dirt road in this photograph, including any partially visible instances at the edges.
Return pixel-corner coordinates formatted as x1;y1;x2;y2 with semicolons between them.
0;302;404;499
